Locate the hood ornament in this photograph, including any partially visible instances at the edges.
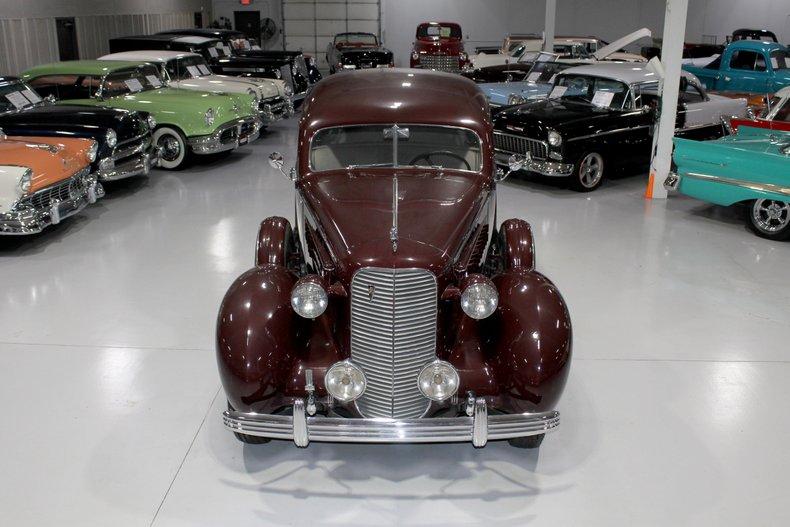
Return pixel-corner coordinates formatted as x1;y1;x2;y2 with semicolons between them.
384;124;408;253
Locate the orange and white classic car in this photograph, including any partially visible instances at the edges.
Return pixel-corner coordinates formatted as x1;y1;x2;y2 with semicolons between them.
0;133;103;235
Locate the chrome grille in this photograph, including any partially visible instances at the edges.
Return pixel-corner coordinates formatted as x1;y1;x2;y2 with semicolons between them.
18;169;89;211
280;64;295;93
420;54;460;72
260;96;287;116
295;55;309;79
350;268;437;419
113;135;149;162
493;131;548;159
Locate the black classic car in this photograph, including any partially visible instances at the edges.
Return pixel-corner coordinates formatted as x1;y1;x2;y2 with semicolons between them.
0;76;158;181
325;32;394;74
492;63;747;191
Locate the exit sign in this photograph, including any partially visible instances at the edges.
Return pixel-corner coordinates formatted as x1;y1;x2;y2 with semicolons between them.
240;0;252;5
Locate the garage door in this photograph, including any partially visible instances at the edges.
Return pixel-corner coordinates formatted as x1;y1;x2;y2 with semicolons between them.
283;0;380;74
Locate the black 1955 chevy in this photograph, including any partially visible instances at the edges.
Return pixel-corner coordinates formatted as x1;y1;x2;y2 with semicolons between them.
325;32;394;74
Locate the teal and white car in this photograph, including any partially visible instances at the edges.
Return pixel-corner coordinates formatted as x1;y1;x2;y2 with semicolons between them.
666;126;790;240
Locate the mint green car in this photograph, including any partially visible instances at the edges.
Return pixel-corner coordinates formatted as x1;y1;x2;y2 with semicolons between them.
22;60;261;169
666;126;790;240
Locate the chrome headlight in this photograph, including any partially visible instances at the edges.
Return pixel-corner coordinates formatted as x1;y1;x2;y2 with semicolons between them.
290;278;328;319
275;69;282;79
308;56;317;67
325;360;366;402
507;93;526;106
86;142;98;163
411;51;419;61
284;84;293;97
204;107;215;126
460;277;498;320
147;115;157;129
17;168;32;196
417;360;459;401
548;130;562;147
104;129;117;148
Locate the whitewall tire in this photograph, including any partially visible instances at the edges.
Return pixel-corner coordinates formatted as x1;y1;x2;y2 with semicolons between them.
153;127;188;170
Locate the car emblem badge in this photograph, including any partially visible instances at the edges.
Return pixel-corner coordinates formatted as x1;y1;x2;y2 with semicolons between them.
367;285;375;301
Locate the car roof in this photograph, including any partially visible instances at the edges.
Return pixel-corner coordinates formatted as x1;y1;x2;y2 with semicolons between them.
159;28;245;39
417;21;461;29
301;68;489;136
99;51;199;62
172;36;220;45
112;34;177;42
729;40;786;52
559;62;666;84
23;60;147;78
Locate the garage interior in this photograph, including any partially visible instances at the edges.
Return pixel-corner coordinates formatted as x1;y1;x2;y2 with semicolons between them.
1;1;789;526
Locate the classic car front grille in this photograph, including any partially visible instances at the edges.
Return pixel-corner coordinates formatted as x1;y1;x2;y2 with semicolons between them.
113;134;149;162
493;131;548;159
350;267;438;419
260;96;287;116
18;168;90;211
420;54;461;73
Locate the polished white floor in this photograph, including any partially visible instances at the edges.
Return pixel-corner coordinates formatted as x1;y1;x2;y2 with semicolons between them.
2;117;789;526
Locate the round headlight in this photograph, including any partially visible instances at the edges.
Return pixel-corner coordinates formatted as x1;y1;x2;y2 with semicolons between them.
204;107;215;126
460;278;498;320
548;130;562;147
411;51;419;61
17;168;32;196
86;142;98;163
284;84;293;97
507;93;526;106
147;115;157;129
290;278;328;319
325;360;366;402
308;56;317;67
417;360;459;402
104;129;117;148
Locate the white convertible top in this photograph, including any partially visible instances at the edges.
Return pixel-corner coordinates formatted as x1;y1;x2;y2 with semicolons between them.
98;51;200;63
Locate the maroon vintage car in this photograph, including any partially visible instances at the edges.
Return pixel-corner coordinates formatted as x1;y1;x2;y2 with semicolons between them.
217;69;572;448
410;22;469;73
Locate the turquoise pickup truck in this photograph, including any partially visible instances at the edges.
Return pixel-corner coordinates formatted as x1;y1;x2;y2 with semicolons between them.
682;40;789;94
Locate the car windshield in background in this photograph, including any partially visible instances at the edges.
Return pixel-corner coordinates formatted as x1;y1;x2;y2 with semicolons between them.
310;125;482;172
770;50;788;70
418;25;461;40
168;56;213;81
336;33;378;46
527;62;573;84
0;82;42;113
551;75;630;109
102;66;164;97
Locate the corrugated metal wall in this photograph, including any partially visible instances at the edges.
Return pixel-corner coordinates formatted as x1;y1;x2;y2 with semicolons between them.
0;18;59;75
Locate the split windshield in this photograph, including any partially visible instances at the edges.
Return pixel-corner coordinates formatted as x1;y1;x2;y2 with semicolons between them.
310;125;482;172
102;65;164;97
0;81;43;113
550;74;630;109
167;56;214;80
417;25;461;40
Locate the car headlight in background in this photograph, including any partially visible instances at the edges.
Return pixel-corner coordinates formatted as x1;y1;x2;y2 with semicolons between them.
275;69;282;79
417;360;459;401
147;115;157;129
460;276;498;319
86;141;98;163
204;108;215;126
459;51;468;62
324;360;366;402
104;129;117;148
411;51;420;61
548;130;562;147
342;64;357;70
17;168;32;196
507;93;526;106
290;277;328;319
308;56;317;67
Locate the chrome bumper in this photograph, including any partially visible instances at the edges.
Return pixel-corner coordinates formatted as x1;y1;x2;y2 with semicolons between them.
495;152;574;177
188;117;262;155
223;398;560;448
97;146;161;182
259;97;295;124
0;171;103;236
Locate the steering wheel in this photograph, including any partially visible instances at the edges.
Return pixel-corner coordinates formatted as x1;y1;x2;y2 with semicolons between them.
408;150;471;170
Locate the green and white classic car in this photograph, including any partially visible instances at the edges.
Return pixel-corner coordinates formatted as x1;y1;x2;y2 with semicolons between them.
666;126;790;240
22;60;261;169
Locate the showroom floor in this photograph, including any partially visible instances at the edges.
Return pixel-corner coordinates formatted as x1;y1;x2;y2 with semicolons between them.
2;116;789;526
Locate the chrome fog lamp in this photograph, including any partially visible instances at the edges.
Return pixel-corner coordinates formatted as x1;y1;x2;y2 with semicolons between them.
548;130;562;147
147;115;157;129
417;360;459;401
17;168;32;196
86;142;98;163
105;129;117;148
290;277;328;319
460;277;498;320
204;107;215;126
325;360;366;402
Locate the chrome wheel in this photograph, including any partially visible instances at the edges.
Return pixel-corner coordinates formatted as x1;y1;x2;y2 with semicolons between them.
751;199;790;234
152;127;187;170
578;153;604;189
159;136;181;163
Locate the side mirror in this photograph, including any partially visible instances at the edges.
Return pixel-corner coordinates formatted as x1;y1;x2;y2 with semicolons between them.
495;153;528;181
269;151;296;181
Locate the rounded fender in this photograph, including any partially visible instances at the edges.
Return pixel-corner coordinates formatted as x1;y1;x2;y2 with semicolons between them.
216;264;297;412
500;218;535;270
255;216;293;267
492;269;571;413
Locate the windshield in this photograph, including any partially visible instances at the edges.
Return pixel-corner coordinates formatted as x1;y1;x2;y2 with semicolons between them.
526;61;573;83
336;33;378;46
102;65;164;97
553;43;591;59
0;81;43;113
417;25;461;40
167;56;213;80
551;74;630;109
770;50;789;71
310;125;482;172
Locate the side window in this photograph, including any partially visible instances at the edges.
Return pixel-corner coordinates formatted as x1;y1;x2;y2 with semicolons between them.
27;74;87;100
729;50;765;72
774;100;790;122
165;60;179;80
679;81;705;104
80;76;101;97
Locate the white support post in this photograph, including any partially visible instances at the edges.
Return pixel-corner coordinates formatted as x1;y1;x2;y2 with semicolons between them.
544;0;556;53
646;0;688;199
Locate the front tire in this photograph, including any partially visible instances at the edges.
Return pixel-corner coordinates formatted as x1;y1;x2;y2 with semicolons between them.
569;152;605;192
508;434;545;449
153;126;188;170
747;199;790;240
228;402;271;444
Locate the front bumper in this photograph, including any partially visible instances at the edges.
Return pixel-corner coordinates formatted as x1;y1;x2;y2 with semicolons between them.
495;151;574;177
98;145;161;182
0;170;103;235
223;398;560;448
188;117;262;155
259;96;295;124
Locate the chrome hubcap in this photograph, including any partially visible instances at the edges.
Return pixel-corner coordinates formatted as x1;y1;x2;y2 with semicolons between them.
753;199;790;233
159;135;181;162
579;153;603;188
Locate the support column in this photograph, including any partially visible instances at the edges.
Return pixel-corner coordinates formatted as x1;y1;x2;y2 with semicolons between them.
646;0;689;199
543;0;556;53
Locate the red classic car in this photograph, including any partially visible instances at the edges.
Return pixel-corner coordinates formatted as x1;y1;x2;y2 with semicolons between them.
731;86;790;132
217;69;572;448
410;22;469;73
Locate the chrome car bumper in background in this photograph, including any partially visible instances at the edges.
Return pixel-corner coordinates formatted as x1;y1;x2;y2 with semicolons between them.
189;117;262;155
98;144;161;182
495;152;574;177
259;96;295;124
0;169;103;235
664;171;680;191
223;398;560;448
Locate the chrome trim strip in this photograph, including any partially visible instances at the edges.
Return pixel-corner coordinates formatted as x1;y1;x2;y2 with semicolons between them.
472;397;488;447
567;124;652;142
680;171;790;198
493;131;549;159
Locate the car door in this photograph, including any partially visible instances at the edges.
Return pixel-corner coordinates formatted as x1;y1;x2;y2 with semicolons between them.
724;49;772;93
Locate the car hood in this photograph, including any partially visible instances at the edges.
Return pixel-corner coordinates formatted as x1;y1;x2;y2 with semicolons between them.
108;87;254;120
0;136;92;192
482;82;551;104
413;38;464;55
300;169;489;279
176;75;279;99
494;97;617;137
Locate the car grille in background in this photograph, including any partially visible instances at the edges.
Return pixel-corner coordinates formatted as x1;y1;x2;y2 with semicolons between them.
493;131;548;159
113;135;148;162
295;55;309;80
420;54;461;73
350;267;438;419
260;96;287;116
280;64;298;94
18;169;89;211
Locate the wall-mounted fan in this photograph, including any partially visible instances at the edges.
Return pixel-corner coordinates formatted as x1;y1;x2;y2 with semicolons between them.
261;18;277;42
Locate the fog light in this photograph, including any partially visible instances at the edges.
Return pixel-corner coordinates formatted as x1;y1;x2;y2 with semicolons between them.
417;360;459;401
325;360;366;402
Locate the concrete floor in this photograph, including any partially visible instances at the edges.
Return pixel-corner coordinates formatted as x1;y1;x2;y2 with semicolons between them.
2;116;789;526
